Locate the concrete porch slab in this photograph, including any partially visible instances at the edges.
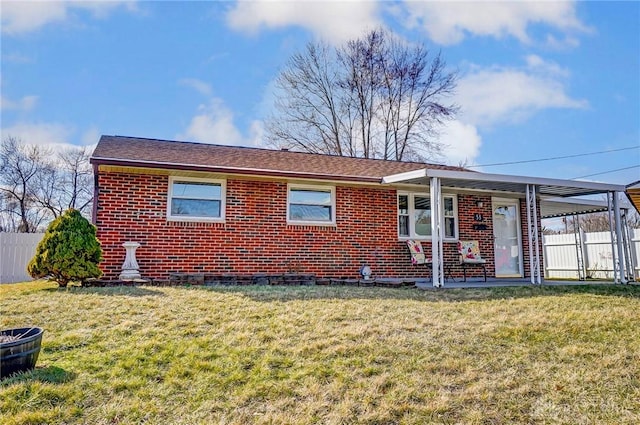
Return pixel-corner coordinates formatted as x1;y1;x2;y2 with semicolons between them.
415;278;636;289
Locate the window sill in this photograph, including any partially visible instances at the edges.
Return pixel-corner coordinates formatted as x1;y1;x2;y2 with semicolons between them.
287;220;336;227
167;216;225;223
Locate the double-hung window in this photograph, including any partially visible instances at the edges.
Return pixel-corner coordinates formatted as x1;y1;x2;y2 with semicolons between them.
167;176;225;221
398;192;458;240
287;184;335;225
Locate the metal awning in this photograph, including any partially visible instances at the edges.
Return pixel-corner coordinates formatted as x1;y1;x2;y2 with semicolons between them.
382;168;627;199
540;197;619;218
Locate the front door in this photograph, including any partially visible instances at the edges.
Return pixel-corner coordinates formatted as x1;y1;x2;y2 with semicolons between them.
492;198;523;277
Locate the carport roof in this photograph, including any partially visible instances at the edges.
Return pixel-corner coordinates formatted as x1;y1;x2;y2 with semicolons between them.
382;168;628;218
382;168;626;198
539;198;615;219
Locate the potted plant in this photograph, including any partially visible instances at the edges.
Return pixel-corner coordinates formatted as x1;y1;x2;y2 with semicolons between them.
1;327;44;378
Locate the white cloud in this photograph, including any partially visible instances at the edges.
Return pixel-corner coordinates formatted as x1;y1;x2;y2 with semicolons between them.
1;95;38;111
455;57;588;127
1;1;138;35
545;34;581;50
246;120;265;147
437;55;587;166
179;78;213;97
524;54;569;77
401;1;588;45
226;0;381;44
0;121;95;155
1;2;67;34
438;120;482;166
1;122;73;146
81;127;101;146
178;98;264;147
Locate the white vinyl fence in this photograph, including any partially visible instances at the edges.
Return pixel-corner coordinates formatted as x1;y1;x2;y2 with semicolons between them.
543;229;640;280
2;230;639;284
0;233;44;284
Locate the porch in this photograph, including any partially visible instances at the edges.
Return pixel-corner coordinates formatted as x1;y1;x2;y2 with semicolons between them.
383;168;633;288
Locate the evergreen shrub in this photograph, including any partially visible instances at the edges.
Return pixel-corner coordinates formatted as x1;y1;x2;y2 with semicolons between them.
28;209;103;287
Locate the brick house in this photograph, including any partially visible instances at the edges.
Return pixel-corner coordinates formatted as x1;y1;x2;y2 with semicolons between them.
90;135;630;286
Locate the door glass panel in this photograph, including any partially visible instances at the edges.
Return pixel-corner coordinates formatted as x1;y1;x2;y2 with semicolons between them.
493;203;521;276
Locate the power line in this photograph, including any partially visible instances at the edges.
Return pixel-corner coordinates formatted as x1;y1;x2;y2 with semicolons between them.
572;165;640;180
466;146;639;168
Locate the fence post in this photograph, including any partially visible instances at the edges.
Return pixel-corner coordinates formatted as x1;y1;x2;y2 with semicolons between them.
576;227;587;280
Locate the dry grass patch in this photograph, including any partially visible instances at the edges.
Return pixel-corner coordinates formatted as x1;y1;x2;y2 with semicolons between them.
1;282;639;424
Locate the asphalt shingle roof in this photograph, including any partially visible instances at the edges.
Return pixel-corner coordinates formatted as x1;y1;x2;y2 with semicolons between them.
91;135;466;182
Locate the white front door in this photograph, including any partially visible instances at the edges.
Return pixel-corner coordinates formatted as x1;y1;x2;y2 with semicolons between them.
492;198;523;277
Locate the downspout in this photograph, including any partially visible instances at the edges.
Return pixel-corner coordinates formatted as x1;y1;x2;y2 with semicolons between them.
92;163;99;226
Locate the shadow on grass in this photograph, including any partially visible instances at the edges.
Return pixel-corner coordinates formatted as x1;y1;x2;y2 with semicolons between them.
0;365;76;385
187;282;640;303
37;281;639;302
60;286;166;297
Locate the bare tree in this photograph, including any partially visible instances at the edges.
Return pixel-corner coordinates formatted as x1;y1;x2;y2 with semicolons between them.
267;42;348;156
35;147;93;218
564;210;640;233
0;136;50;232
0;136;94;232
267;28;458;161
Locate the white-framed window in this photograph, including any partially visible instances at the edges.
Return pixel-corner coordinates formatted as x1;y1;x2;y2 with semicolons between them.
287;184;336;225
398;192;458;240
167;176;225;222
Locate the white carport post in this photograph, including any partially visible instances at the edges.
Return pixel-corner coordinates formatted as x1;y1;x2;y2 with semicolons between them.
607;192;619;283
525;184;542;284
612;192;627;283
621;209;635;282
430;176;445;287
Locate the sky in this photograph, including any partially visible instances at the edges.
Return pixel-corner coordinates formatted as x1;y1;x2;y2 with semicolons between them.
1;0;639;185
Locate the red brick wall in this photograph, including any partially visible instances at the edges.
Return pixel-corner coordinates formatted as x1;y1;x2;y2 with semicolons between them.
95;171;541;281
451;194;495;276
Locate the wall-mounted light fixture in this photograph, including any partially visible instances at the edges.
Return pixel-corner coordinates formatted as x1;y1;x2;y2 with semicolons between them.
476;200;484;208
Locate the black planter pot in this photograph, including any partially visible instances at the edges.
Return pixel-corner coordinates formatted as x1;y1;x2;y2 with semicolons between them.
1;327;44;378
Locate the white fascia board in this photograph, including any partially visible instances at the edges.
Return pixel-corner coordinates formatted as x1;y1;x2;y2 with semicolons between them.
381;169;428;184
424;169;626;193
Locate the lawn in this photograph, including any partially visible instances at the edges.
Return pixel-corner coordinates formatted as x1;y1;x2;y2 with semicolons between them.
1;281;639;424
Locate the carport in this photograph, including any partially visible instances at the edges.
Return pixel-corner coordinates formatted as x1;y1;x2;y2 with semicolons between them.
382;168;630;287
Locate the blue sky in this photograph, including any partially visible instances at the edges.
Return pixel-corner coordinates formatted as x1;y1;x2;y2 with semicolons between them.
1;1;639;184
